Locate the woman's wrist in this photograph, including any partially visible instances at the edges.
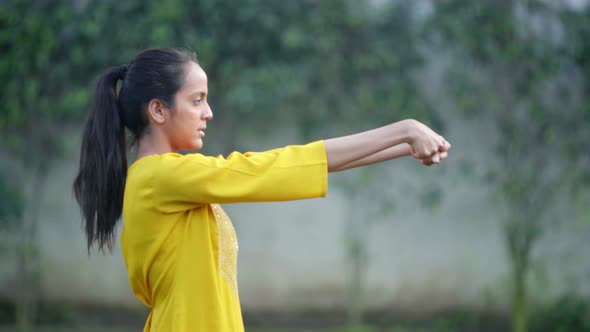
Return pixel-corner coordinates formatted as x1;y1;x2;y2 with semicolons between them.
395;119;418;145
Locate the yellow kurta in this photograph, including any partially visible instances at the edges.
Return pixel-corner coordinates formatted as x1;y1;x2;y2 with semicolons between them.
121;141;328;331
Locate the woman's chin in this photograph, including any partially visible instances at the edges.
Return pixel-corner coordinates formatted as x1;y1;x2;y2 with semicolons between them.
191;139;204;150
179;139;203;151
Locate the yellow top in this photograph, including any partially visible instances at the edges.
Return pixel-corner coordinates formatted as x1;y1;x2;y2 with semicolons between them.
121;141;328;331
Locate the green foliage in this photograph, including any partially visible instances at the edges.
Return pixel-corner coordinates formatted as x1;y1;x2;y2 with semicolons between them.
1;0;436;150
0;174;23;228
532;295;590;332
426;0;590;179
0;2;95;154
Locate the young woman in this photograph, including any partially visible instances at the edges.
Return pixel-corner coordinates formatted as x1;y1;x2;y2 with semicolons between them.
73;48;450;331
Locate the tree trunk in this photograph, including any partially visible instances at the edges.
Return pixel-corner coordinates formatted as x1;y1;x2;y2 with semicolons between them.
346;194;368;328
348;237;365;327
512;261;528;332
507;223;534;332
16;163;47;332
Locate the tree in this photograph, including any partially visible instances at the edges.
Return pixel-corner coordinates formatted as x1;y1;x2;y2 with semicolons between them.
0;1;104;329
425;1;590;331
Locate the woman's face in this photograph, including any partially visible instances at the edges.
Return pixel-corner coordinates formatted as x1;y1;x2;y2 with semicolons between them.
165;61;213;151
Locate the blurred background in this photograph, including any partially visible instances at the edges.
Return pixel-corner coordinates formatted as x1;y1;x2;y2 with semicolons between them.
1;0;590;331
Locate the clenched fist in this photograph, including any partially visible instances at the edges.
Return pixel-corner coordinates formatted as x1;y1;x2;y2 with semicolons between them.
406;120;451;166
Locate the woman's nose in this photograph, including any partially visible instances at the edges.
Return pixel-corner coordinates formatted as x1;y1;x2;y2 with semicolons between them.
203;105;213;121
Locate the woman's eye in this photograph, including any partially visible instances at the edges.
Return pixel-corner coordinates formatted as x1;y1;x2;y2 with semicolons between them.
193;99;202;105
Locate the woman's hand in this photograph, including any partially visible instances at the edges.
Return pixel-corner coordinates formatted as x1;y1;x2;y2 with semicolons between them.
417;150;449;166
406;120;451;166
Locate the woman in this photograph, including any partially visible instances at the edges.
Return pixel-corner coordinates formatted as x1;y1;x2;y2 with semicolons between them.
73;48;450;331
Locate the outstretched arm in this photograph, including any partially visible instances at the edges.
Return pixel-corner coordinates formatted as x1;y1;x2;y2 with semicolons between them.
324;119;450;173
331;143;412;172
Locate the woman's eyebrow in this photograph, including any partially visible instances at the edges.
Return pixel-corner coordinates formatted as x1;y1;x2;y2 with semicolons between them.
189;91;207;98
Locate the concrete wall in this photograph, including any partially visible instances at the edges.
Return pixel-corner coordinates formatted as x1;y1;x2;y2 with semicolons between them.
1;114;588;315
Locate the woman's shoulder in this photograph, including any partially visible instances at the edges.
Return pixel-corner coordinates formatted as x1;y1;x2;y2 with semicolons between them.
129;152;208;169
129;152;231;181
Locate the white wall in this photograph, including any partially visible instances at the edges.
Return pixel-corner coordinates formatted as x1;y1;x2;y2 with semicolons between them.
1;116;588;316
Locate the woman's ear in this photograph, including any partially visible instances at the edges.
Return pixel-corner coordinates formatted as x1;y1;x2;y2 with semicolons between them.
146;98;167;125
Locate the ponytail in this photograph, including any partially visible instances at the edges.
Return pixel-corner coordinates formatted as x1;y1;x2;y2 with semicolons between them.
74;65;128;253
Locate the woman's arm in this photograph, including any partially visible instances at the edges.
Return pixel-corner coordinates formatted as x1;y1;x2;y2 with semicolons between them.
331;143;412;172
324;119;450;172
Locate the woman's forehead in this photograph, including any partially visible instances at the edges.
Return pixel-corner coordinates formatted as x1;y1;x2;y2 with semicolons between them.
182;62;208;94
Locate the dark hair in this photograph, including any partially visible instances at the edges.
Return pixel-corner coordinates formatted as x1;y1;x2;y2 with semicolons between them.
73;48;197;253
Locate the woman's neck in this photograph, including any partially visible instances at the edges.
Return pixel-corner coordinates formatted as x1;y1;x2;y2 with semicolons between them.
135;131;175;159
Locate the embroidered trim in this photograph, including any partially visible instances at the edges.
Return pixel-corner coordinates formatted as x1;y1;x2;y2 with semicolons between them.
211;204;239;299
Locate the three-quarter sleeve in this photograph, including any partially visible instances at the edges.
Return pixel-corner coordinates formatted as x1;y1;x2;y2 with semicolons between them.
154;140;328;213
